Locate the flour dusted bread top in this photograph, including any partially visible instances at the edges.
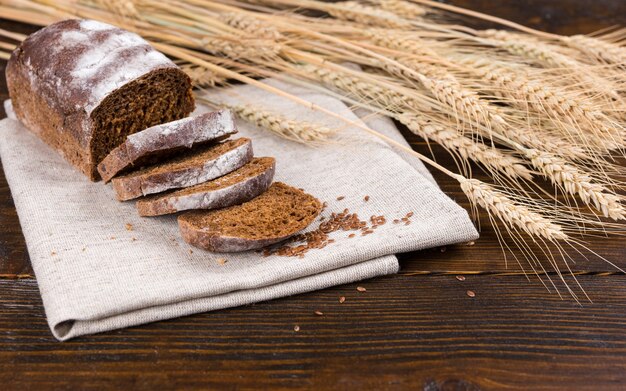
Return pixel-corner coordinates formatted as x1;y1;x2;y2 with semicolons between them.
16;19;174;115
6;19;195;180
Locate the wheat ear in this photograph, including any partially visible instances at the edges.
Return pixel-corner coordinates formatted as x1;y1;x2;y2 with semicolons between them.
368;0;428;18
200;36;281;59
221;12;283;40
524;149;626;220
300;64;428;112
561;35;626;66
478;29;622;100
397;113;533;180
225;103;336;143
327;1;412;28
458;57;624;150
178;64;226;88
459;177;568;241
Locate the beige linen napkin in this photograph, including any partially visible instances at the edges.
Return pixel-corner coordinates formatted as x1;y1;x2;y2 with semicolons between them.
0;78;478;341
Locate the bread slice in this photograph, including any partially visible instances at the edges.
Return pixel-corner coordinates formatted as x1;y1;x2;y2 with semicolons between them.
98;110;237;182
178;182;322;252
136;157;276;216
112;138;252;201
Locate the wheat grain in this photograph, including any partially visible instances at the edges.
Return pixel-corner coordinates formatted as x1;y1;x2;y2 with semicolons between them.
398;113;533;180
459;177;568;241
524;149;626;220
227;103;335;143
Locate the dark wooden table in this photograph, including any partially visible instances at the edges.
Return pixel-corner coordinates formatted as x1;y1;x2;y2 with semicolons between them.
1;2;626;390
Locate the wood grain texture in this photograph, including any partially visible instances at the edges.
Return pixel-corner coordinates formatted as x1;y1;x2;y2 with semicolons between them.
0;1;625;389
1;276;626;390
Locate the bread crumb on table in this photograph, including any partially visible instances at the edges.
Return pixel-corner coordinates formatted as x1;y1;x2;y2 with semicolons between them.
336;196;345;201
293;325;300;332
217;258;227;265
466;290;476;298
339;296;346;303
314;310;324;316
456;275;466;281
125;223;133;231
357;286;366;292
51;251;57;256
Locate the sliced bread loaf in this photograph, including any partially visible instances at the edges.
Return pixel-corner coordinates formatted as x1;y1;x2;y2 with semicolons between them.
98;110;237;182
6;19;194;180
112;138;252;201
178;182;322;252
136;157;276;216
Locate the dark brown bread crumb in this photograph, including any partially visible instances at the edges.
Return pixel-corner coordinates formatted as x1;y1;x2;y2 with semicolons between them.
336;196;345;201
136;157;275;216
178;182;321;252
98;110;236;182
112;138;252;201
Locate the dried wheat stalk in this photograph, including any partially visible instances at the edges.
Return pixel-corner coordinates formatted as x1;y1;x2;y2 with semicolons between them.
523;149;626;220
397;113;533;180
459;177;568;241
226;103;336;143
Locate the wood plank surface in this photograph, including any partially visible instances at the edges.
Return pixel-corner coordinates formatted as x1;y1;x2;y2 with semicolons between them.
1;276;626;390
0;1;625;390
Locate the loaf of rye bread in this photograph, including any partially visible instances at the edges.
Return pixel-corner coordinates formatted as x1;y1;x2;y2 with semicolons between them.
136;157;276;216
98;110;237;182
112;138;253;201
178;182;322;252
5;19;194;180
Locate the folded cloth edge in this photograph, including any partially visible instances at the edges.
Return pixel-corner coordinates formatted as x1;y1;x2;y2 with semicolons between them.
53;255;399;340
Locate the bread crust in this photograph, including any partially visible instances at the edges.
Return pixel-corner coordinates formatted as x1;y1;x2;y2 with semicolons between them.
177;183;322;252
98;110;237;182
136;157;275;216
112;138;253;201
6;19;194;180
